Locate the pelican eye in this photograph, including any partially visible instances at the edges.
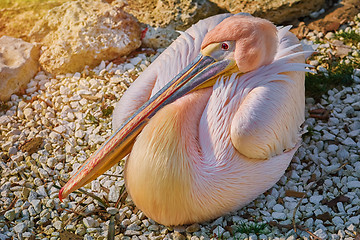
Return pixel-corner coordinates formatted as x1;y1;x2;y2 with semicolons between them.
221;42;229;51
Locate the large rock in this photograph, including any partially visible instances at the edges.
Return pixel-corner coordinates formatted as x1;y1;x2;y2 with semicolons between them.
291;0;360;39
125;0;221;31
208;0;326;24
308;0;360;33
0;36;40;102
29;0;141;75
141;26;180;49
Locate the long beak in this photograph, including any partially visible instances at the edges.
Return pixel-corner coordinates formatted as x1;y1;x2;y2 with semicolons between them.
59;53;237;201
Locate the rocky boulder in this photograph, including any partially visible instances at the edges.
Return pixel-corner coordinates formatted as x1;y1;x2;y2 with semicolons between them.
29;0;141;75
208;0;326;24
0;36;40;102
308;0;360;33
141;26;180;49
125;0;221;31
291;0;360;39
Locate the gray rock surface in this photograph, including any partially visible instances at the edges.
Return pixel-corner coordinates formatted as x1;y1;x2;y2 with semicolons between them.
0;36;40;101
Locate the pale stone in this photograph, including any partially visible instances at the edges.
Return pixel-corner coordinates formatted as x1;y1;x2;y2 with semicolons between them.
313;229;327;239
0;116;11;125
29;0;141;75
127;223;141;231
148;225;160;231
342;137;357;147
348;181;360;188
124;230;141;236
273;204;285;212
310;195;323;205
83;217;99;228
106;207;119;215
23;108;34;120
0;36;40;101
108;185;120;202
325;32;335;40
349;216;360;225
13;222;27;233
272;212;287;220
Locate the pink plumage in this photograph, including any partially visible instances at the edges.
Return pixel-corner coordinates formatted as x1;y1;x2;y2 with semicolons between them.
59;13;312;226
113;14;311;225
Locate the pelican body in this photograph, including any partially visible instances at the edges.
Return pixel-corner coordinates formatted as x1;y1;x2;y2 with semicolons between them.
59;13;312;226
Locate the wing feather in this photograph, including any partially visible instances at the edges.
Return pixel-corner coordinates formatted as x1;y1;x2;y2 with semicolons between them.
230;30;308;159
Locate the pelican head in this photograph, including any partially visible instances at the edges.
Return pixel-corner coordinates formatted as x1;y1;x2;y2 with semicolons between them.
59;14;303;226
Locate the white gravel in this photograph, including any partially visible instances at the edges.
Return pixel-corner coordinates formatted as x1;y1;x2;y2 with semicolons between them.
1;13;360;240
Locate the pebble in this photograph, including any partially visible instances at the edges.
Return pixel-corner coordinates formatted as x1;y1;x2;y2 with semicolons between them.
75;226;86;236
4;209;16;221
130;57;142;66
332;216;344;225
322;131;336;140
337;148;349;160
212;226;225;236
148;225;160;231
23;108;34;120
354;76;360;83
53;221;62;230
107;207;119;215
314;229;327;239
348;216;359;225
272;212;287;220
8;146;17;155
124;230;142;236
127;223;141;231
347;181;360;188
309;195;323;205
172;231;186;240
83;217;99;228
108;185;120;202
342;137;357;147
13;222;27;233
325;32;335;39
73;72;81;80
186;223;200;233
30;199;41;213
273;204;284;212
249;234;258;240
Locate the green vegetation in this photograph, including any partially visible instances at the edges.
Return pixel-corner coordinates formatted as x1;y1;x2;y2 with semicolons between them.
306;25;360;102
86;113;99;125
336;30;360;45
102;106;114;118
305;59;358;101
303;126;315;137
235;221;269;235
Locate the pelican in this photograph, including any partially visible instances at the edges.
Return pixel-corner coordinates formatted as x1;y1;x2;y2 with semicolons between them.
59;13;312;226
